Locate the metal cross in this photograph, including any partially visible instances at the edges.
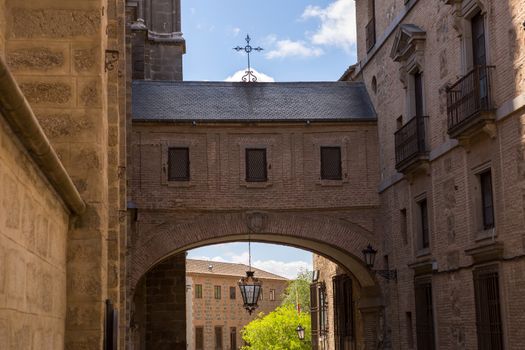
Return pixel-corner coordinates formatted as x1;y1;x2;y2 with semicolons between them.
233;34;264;82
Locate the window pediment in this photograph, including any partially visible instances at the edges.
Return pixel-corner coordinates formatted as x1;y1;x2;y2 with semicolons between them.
390;24;426;63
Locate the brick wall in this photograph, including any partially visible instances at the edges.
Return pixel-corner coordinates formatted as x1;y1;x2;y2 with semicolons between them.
0;115;70;349
347;0;525;349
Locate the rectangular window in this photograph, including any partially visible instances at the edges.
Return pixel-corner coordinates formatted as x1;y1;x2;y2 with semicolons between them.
214;285;221;299
195;327;204;350
269;289;276;301
414;71;424;117
259;289;263;301
320;146;342;180
419;199;430;249
415;278;435;350
230;286;236;300
168;147;190;181
480;170;495;230
400;208;408;246
471;12;487;67
474;268;503;350
245;148;267;182
406;312;414;349
195;284;203;299
333;275;353;350
230;327;237;350
215;326;223;350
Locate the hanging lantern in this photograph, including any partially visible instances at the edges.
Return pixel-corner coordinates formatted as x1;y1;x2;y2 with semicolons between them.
238;270;263;314
296;324;305;341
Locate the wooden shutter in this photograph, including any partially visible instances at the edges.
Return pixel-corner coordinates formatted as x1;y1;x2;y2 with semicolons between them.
215;326;223;350
474;268;503;350
415;278;435;350
230;327;237;350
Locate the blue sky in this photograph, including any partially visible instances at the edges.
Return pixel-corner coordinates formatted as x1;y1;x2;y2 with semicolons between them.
188;242;313;280
185;0;357;278
182;0;357;82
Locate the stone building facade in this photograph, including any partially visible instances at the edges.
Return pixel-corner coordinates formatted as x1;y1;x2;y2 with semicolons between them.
186;259;287;350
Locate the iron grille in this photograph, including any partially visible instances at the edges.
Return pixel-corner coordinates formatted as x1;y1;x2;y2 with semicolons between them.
168;147;190;181
246;148;267;182
321;147;342;180
394;115;428;170
415;278;435;350
474;269;503;350
333;275;353;350
446;65;495;133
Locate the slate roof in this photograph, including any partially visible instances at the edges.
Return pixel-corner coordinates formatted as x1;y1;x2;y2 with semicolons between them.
186;259;288;281
132;80;376;122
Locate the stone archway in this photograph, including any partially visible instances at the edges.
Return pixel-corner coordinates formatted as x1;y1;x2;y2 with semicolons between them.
127;210;386;349
129;210;380;291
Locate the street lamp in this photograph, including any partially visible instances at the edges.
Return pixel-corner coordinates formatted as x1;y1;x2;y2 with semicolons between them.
362;244;397;281
296;324;305;341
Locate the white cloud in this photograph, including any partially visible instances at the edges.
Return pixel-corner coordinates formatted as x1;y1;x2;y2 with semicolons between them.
190;253;312;279
265;40;324;59
224;68;275;82
232;27;241;37
302;0;357;52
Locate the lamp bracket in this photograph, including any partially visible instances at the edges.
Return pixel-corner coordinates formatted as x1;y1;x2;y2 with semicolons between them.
374;269;398;281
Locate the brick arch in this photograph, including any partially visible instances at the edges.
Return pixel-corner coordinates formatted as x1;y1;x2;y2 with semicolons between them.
129;211;381;291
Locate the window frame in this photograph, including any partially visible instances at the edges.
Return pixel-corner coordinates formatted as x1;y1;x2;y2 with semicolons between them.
320;146;343;180
245;148;268;182
167;147;190;181
215;326;223;350
195;284;203;299
230;286;236;300
414;277;435;350
418;198;430;250
479;170;495;230
269;289;276;301
195;326;204;350
214;285;221;300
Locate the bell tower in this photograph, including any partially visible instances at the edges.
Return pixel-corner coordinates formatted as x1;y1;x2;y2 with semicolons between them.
128;0;186;80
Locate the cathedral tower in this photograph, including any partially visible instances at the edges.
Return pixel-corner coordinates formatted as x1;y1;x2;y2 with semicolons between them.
128;0;186;80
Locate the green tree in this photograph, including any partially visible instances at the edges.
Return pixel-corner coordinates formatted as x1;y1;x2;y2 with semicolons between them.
281;270;311;312
241;304;311;350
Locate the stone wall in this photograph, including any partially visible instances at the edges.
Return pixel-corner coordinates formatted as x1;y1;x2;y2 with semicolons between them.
0;0;127;348
0;114;70;349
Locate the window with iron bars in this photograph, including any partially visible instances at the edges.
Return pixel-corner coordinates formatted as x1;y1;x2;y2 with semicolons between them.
414;277;435;350
320;147;342;180
245;148;267;182
474;267;503;350
168;147;190;181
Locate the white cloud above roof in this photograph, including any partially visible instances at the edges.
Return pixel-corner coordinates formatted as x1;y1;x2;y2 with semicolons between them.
266;39;324;59
224;68;275;82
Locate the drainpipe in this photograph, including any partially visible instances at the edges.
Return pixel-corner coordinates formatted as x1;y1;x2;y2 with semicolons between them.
0;56;86;215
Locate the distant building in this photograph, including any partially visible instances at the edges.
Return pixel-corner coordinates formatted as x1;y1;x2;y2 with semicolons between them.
186;259;288;350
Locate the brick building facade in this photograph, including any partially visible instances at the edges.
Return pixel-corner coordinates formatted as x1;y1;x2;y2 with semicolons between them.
314;0;525;349
186;259;287;350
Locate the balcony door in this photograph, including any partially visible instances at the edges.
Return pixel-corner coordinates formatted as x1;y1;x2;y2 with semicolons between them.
471;12;488;108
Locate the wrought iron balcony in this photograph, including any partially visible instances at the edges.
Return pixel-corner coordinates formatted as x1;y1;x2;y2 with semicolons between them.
446;65;496;139
366;17;376;53
395;115;429;173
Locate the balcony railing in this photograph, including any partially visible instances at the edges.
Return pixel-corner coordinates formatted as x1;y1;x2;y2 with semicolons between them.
446;65;495;137
395;115;429;172
366;17;376;53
